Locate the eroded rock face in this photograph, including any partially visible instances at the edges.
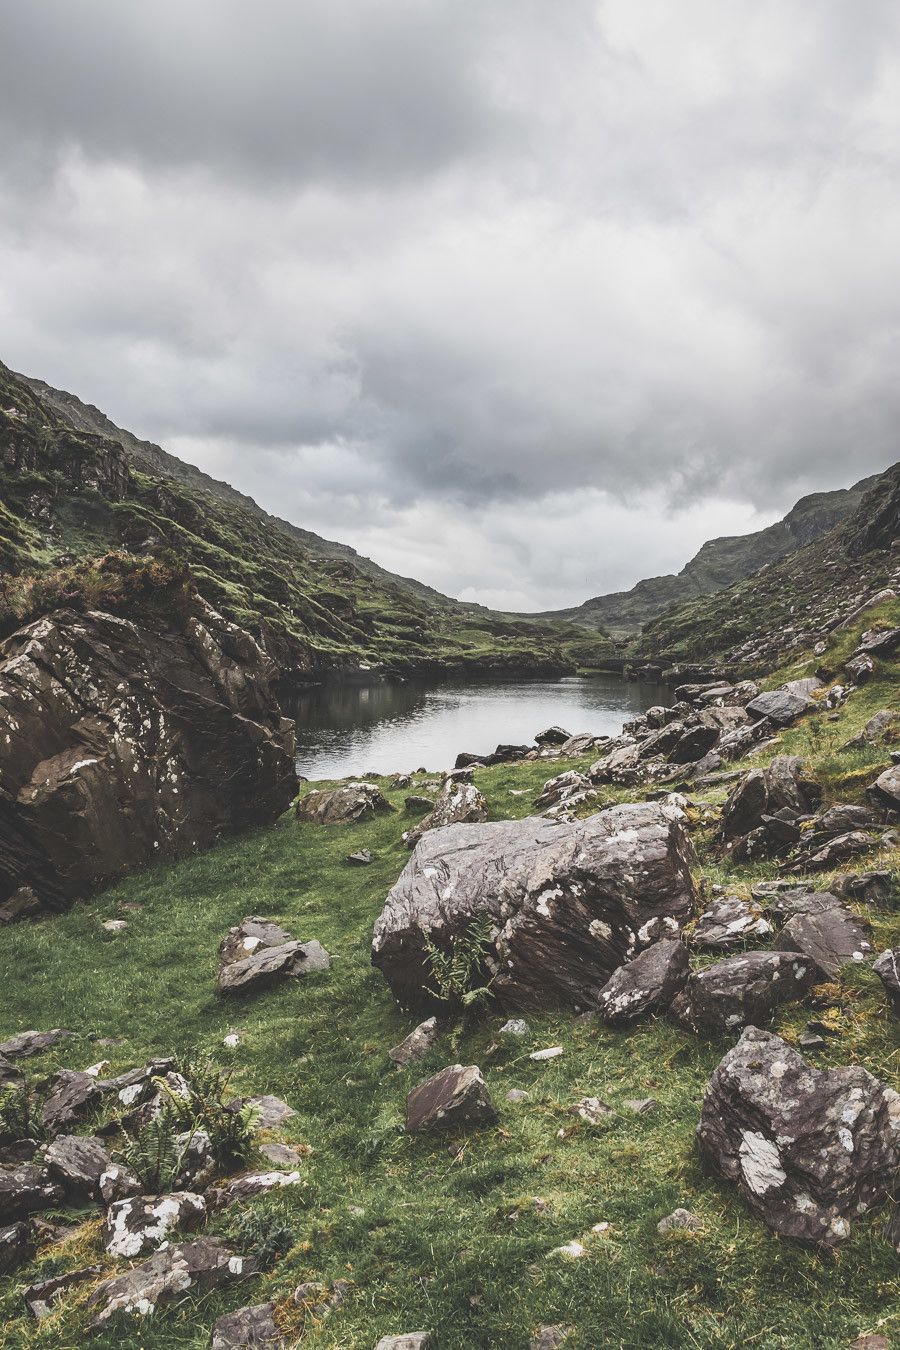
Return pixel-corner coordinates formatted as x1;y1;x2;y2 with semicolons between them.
373;803;697;1012
103;1192;206;1258
86;1237;258;1333
405;1065;497;1134
669;952;814;1035
0;601;296;911
697;1027;900;1245
295;782;393;825
402;781;488;849
596;939;689;1025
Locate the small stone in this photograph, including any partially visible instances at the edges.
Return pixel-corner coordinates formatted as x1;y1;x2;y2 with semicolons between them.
569;1097;614;1124
83;1060;110;1077
375;1337;432;1350
657;1208;703;1234
0;1028;72;1059
0;1164;64;1222
239;1094;296;1128
506;1089;531;1104
346;849;374;866
388;1017;439;1068
260;1142;305;1168
101;919;128;933
499;1018;530;1038
41;1069;102;1135
549;1240;585;1259
850;1337;890;1350
0;1221;35;1275
530;1327;574;1349
207;1171;303;1211
529;1046;563;1061
798;1033;826;1050
223;1033;241;1049
623;1097;658;1115
211;1301;285;1348
405;1064;497;1134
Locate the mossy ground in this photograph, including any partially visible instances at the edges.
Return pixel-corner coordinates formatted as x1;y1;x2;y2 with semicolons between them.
0;632;898;1348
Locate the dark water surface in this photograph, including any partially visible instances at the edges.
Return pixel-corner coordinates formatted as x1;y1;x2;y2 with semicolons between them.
291;674;670;780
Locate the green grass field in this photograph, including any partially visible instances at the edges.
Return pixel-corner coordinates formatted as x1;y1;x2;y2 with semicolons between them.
1;628;898;1348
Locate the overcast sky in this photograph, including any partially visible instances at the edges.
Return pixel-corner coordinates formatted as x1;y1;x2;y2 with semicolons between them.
1;1;898;609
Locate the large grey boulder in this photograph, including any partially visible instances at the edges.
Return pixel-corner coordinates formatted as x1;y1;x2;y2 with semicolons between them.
86;1237;258;1333
295;782;393;825
697;1027;900;1245
406;1064;497;1134
745;689;811;725
103;1192;206;1258
373;802;697;1012
775;900;873;978
0;1163;63;1222
868;764;900;812
596;939;689;1025
669;952;814;1035
402;781;488;849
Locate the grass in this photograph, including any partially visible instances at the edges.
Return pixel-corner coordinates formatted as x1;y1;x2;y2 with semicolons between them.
0;646;899;1347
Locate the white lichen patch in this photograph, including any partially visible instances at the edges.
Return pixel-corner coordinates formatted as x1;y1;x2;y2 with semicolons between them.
739;1131;787;1195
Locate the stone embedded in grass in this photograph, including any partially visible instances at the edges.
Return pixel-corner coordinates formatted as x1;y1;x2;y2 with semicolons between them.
260;1142;305;1168
530;1328;574;1350
101;918;128;933
104;1192;207;1258
405;1064;497;1134
569;1097;614;1124
0;1028;73;1060
499;1018;530;1038
745;689;812;726
697;1026;900;1246
373;802;697;1013
86;1236;258;1332
0;1164;64;1222
597;938;689;1026
211;1301;285;1348
530;1046;563;1061
506;1089;531;1104
388;1016;440;1068
0;1221;34;1275
549;1239;585;1259
624;1098;658;1114
873;948;900;1015
868;764;900;812
657;1208;703;1234
401;781;489;849
41;1069;102;1135
23;1266;103;1320
346;849;374;866
219;916;293;967
690;897;773;950
237;1094;296;1129
42;1135;122;1202
375;1335;432;1350
206;1170;303;1211
216;937;330;995
669;951;815;1036
295;782;393;825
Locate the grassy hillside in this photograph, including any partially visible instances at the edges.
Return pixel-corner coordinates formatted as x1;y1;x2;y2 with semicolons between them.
536;474;880;637
0;360;612;680
0;611;897;1348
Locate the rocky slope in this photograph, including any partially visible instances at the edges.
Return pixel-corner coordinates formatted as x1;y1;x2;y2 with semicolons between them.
1;360;611;684
537;473;880;636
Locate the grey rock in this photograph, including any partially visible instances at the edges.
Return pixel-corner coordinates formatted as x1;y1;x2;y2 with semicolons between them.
499;1018;530;1038
669;952;815;1035
260;1142;305;1168
405;795;435;812
697;1026;900;1245
829;871;893;908
0;1028;72;1059
374;802;697;1013
873;948;900;1015
212;1301;285;1348
569;1097;614;1124
405;1064;497;1134
43;1134;120;1201
844;709;899;752
0;1221;34;1275
691;896;773;950
745;690;811;725
800;830;876;871
104;1192;206;1258
0;1056;23;1091
845;653;874;684
529;1328;573;1349
41;1069;101;1135
623;1097;658;1114
402;781;489;849
0;1163;64;1221
218;916;293;968
206;1170;303;1211
346;849;374;866
295;782;393;825
375;1335;431;1349
559;732;601;757
239;1094;296;1129
534;769;594;811
597;939;689;1025
217;938;330;994
868;764;900;812
775;903;873;979
657;1207;703;1234
506;1089;531;1103
534;727;571;746
721;756;818;842
86;1237;258;1332
23;1266;102;1320
856;625;900;654
389;1017;440;1068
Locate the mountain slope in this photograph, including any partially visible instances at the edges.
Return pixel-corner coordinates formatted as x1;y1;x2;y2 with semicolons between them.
0;359;611;681
537;475;879;636
636;461;900;672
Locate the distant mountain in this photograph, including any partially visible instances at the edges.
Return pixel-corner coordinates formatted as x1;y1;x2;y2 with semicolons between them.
535;475;880;637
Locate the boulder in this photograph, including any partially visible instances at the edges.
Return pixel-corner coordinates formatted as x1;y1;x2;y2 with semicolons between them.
868;764;900;812
0;601;296;911
669;952;814;1035
405;1065;497;1134
558;732;600;757
206;1170;303;1210
454;753;485;769
41;1069;102;1135
346;848;374;866
218;916;294;968
845;653;874;684
697;1026;900;1245
104;1192;206;1258
775;902;873;978
86;1237;258;1333
0;1028;72;1059
295;782;392;825
596;939;689;1025
212;1302;285;1349
830;871;893;908
238;1094;296;1129
535;727;571;746
373;802;697;1012
217;938;330;994
744;690;811;726
843;709;898;749
402;781;488;850
0;1221;34;1275
534;770;594;812
23;1266;103;1320
0;1164;63;1221
797;830;875;871
872;949;900;1014
855;625;900;655
721;757;819;841
389;1017;440;1068
43;1134;122;1201
690;897;773;950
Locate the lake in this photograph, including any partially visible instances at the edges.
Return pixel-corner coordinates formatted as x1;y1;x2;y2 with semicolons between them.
292;674;670;780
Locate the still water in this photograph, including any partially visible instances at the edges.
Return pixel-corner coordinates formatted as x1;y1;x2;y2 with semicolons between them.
292;674;670;781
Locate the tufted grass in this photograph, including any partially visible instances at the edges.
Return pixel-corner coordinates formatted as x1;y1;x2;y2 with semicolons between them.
0;654;898;1348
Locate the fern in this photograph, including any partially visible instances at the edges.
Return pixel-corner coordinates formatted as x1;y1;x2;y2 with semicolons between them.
154;1056;260;1171
0;1079;44;1143
115;1106;188;1192
422;911;496;1014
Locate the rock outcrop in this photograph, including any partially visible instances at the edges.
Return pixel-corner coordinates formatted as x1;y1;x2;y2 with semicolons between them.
0;600;296;912
669;952;814;1034
373;802;697;1012
697;1027;900;1246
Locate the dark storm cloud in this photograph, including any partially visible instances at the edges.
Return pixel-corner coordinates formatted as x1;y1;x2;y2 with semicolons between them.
0;1;898;605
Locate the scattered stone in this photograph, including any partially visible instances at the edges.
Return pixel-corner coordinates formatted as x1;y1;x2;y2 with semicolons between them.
669;952;814;1035
218;916;293;967
535;727;571;746
260;1142;305;1168
84;1060;110;1077
0;1057;23;1091
690;896;772;950
211;1301;285;1348
843;708;897;749
657;1208;703;1234
296;781;393;825
597;938;689;1025
721;756;819;843
41;1069;102;1135
623;1098;658;1115
402;781;489;849
43;1135;122;1201
549;1240;585;1259
239;1094;296;1129
745;689;811;725
868;764;900;812
849;1336;890;1350
104;1192;205;1259
800;830;876;871
697;1026;900;1245
217;938;330;994
506;1089;531;1104
86;1237;258;1333
346;849;374;866
207;1171;303;1211
373;802;697;1012
534;770;594;812
0;1028;72;1059
569;1097;614;1124
530;1046;563;1061
873;949;900;1015
23;1266;103;1320
499;1018;530;1038
0;1221;34;1275
223;1033;241;1049
405;1065;497;1134
101;918;128;933
0;1164;64;1222
798;1032;826;1050
529;1327;573;1350
389;1017;440;1068
375;1336;432;1350
775;902;872;979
